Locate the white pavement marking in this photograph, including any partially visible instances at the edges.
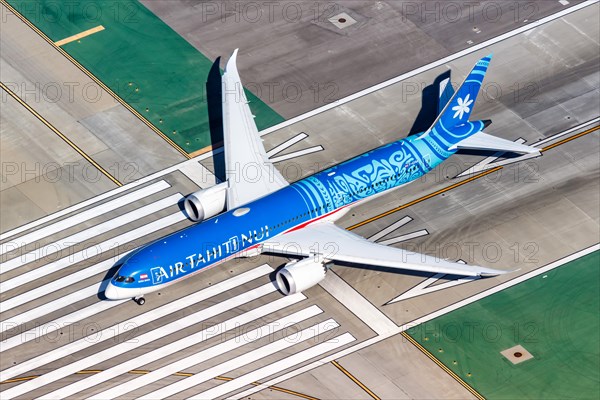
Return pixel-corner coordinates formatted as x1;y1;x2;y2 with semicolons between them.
141;319;342;400
267;132;308;157
259;1;599;137
179;161;218;188
1;298;128;352
270;146;324;163
457;118;600;177
368;216;413;242
531;118;599;147
2;1;595;245
1;282;278;399
194;332;356;400
0;181;170;244
404;244;600;326
379;229;429;245
1;193;182;273
0;265;272;381
68;302;319;399
319;272;397;336
2;256;129;314
0;212;186;294
234;244;600;399
387;273;480;304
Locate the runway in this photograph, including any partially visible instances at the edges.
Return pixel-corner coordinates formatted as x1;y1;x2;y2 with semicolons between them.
1;1;599;399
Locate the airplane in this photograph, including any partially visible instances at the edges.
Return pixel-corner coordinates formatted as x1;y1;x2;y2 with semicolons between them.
105;50;538;305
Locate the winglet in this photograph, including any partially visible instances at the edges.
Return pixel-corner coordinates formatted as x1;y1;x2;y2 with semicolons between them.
221;49;289;209
225;48;239;72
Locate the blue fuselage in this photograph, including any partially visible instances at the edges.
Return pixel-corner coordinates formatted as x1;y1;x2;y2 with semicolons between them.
106;134;456;299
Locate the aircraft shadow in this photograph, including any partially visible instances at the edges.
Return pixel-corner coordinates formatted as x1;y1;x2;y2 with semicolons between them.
206;56;226;182
409;70;451;137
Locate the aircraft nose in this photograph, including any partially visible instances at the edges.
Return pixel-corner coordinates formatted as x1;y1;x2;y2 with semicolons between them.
105;282;124;300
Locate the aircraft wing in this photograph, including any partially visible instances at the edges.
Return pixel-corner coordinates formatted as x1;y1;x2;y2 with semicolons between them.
262;222;511;277
222;49;288;209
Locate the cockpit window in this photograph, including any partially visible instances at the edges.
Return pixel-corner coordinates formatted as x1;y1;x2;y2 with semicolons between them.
115;275;125;282
115;275;135;283
125;277;135;283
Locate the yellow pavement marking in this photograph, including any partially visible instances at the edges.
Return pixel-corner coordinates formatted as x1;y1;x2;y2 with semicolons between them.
0;0;190;159
55;25;104;46
331;360;380;400
0;81;122;187
349;124;599;231
541;125;599;152
348;166;503;231
402;332;485;399
1;371;318;399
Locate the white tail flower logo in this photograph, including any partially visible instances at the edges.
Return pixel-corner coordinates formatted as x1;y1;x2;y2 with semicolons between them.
452;94;473;119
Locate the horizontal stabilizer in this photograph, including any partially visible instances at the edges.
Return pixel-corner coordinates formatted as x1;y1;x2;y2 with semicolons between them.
449;132;539;154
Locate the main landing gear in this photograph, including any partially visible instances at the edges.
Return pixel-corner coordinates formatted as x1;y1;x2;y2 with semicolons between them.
134;296;145;305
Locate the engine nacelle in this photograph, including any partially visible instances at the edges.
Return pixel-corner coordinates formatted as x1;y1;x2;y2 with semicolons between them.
275;258;330;295
183;182;227;222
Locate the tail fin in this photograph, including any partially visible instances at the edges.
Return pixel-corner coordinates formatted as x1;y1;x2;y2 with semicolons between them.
438;77;455;115
420;54;493;148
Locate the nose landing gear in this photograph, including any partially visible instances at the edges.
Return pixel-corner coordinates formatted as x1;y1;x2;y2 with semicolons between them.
134;296;145;305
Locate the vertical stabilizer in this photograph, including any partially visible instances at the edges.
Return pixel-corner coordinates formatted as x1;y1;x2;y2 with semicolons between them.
438;77;455;115
420;54;492;149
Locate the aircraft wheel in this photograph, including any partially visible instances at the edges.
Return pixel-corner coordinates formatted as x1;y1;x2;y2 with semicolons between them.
134;296;145;306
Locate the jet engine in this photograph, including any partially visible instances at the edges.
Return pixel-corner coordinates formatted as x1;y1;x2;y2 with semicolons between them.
183;182;228;222
275;257;331;295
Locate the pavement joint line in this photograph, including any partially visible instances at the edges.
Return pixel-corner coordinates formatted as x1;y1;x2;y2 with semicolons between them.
541;125;599;152
400;332;485;400
0;0;190;159
0;3;595;398
54;25;104;46
0;179;172;241
330;360;381;400
533;117;599;147
236;244;599;399
0;180;170;251
259;0;599;136
0;372;319;400
348;166;504;231
0;81;122;187
80;305;320;400
0;266;274;382
348;123;599;231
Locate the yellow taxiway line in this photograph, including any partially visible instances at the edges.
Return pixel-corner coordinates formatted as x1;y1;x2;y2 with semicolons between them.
0;81;122;187
349;124;599;231
0;0;191;160
331;360;381;400
1;371;318;400
401;332;485;400
54;25;105;46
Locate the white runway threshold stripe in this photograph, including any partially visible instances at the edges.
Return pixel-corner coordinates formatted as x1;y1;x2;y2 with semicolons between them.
51;300;317;400
0;180;171;248
1;298;127;352
189;332;356;400
1;257;124;315
0;211;186;295
234;244;600;400
0;193;183;273
138;319;345;400
2;282;279;399
0;265;273;381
